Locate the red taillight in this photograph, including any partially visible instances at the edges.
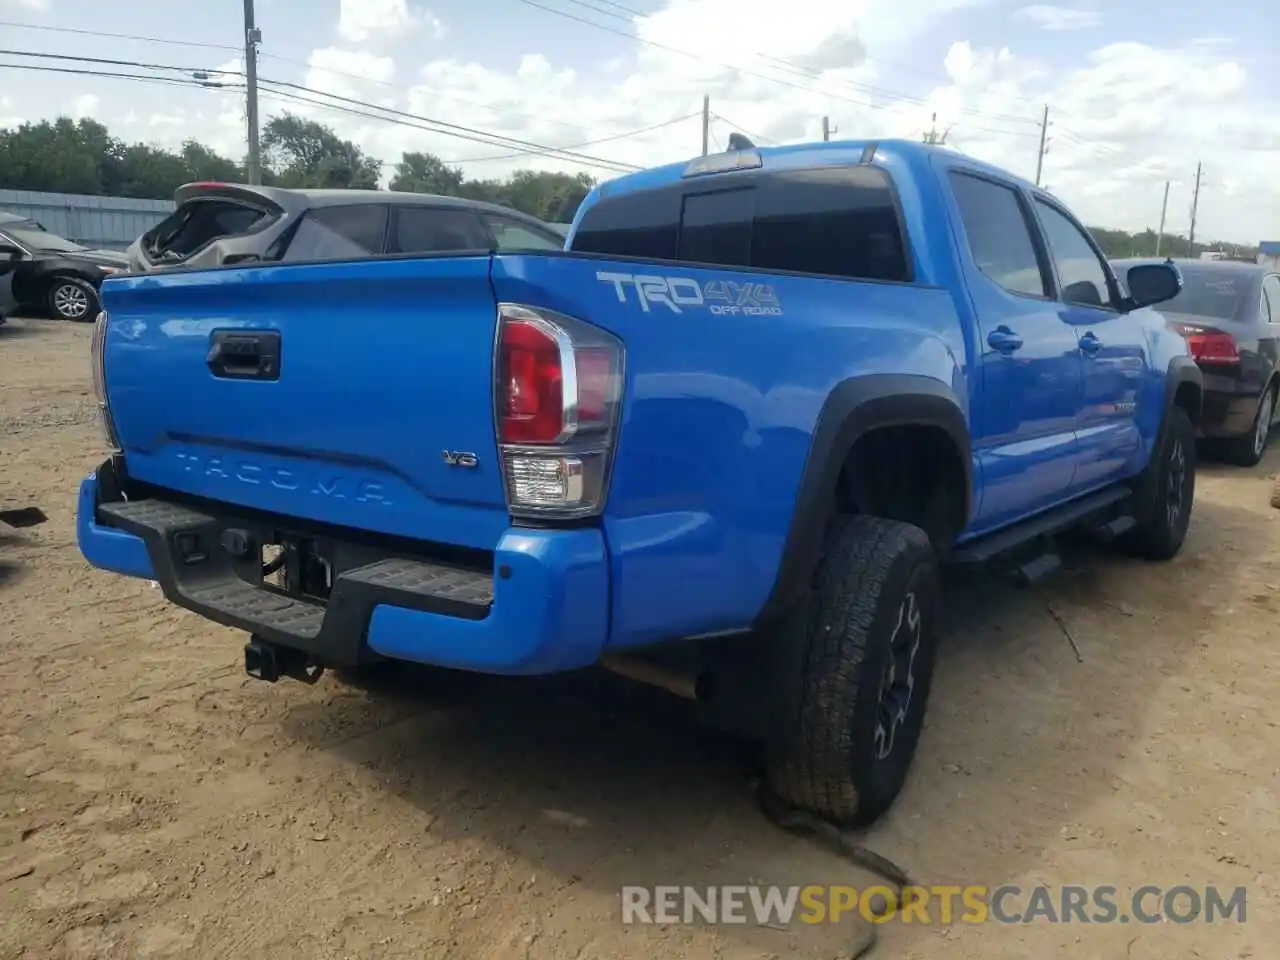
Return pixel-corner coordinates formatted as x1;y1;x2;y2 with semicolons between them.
499;318;566;444
494;304;624;519
1186;331;1239;365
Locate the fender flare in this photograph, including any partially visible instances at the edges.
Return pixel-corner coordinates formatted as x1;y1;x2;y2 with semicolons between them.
1162;355;1203;429
752;374;973;629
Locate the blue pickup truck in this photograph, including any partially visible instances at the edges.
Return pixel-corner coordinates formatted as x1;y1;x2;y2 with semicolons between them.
77;138;1198;827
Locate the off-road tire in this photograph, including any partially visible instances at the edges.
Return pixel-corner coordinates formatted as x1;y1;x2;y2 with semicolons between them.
1222;385;1275;468
46;277;100;323
764;515;941;828
1123;404;1196;561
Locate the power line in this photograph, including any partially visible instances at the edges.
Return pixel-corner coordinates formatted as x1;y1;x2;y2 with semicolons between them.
582;0;1058;114
0;19;241;53
254;81;640;172
518;0;1042;128
447;111;699;164
710;112;776;146
0;48;643;173
0;60;240;91
0;48;240;78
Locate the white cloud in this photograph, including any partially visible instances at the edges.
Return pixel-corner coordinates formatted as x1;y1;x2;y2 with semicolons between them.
3;0;50;11
16;0;1276;244
268;21;1274;242
67;94;99;120
337;0;445;44
1013;4;1103;30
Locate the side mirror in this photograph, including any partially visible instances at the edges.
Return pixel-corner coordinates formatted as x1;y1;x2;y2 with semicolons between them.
1125;262;1183;310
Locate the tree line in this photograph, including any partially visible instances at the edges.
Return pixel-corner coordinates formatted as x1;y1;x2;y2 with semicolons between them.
0;113;1260;254
0;113;594;223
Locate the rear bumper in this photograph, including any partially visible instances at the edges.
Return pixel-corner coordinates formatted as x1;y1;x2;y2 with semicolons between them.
75;466;610;675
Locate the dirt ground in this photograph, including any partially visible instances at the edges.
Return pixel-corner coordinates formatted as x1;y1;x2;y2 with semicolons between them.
1;316;1277;960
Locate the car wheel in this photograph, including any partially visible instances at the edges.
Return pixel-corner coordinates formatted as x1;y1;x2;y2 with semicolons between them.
46;277;100;322
763;515;941;828
1224;386;1275;468
1123;404;1196;561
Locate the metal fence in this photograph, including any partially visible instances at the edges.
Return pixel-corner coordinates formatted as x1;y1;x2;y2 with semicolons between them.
0;189;173;250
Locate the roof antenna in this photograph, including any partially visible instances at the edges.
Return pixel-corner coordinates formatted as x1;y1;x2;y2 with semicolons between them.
726;132;756;152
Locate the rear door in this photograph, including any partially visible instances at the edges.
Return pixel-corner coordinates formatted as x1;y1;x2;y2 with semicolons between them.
1028;193;1146;491
943;168;1084;530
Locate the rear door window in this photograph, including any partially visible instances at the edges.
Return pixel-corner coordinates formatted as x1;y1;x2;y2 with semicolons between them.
148;200;269;260
572;165;910;283
391;207;491;254
751;167;910;282
282;204;389;262
481;213;564;251
948;172;1050;299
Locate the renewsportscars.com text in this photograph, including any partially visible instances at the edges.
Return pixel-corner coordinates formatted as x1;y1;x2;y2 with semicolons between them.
620;884;1247;926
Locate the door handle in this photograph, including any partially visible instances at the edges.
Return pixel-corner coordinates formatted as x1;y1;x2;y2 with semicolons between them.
987;327;1023;353
206;330;281;381
1078;332;1102;356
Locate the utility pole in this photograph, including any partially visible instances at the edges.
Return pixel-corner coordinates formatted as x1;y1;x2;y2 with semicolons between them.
1155;180;1170;256
1188;161;1203;256
701;95;710;156
243;0;262;185
1034;104;1050;186
822;116;829;142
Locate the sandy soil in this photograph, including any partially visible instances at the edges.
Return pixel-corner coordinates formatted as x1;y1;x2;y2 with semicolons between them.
1;316;1277;960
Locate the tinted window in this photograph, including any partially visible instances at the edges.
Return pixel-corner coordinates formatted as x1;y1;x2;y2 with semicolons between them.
393;207;491;254
1138;266;1252;321
572;188;680;260
573;165;910;283
752;167;909;282
679;189;754;266
1264;275;1280;323
283;204;388;262
482;214;563;251
1034;199;1112;309
948;172;1047;298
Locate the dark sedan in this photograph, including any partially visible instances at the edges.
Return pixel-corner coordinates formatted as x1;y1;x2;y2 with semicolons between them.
1113;257;1280;466
0;213;131;322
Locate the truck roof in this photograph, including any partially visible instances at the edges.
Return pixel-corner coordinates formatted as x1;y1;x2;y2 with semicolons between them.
585;137;1039;203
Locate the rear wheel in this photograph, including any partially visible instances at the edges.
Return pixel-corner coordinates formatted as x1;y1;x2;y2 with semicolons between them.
46;277;99;322
764;515;941;827
1223;386;1274;467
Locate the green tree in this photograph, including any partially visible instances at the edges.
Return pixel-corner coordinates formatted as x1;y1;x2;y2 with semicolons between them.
390;151;464;195
261;112;381;189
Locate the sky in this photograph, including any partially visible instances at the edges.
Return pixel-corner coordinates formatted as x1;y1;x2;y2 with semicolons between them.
0;0;1276;244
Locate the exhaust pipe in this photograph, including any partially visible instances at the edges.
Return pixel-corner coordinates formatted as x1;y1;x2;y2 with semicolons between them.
244;636;325;685
599;652;711;702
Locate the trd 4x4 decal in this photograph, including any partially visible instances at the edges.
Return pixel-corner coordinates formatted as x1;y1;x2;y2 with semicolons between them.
596;271;783;316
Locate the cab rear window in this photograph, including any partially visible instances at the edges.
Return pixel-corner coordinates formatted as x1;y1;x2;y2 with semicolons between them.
571;165;911;284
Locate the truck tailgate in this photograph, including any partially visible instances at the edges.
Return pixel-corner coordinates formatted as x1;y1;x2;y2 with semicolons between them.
101;256;508;549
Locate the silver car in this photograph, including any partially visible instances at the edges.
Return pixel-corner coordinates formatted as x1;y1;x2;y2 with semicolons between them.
126;183;567;272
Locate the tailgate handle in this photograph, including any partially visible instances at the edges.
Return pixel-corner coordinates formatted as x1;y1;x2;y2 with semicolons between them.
207;330;281;381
